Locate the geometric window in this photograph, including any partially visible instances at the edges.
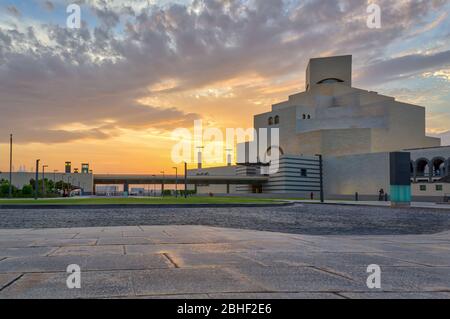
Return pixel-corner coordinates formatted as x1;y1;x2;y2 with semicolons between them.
301;168;308;177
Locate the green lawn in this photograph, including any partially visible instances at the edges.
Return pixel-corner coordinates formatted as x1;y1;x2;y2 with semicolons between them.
0;196;284;205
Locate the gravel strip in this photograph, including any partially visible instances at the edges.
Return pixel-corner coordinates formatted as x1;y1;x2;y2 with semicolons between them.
0;204;449;235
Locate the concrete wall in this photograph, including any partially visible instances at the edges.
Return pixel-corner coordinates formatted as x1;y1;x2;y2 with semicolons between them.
254;102;300;156
0;172;94;194
323;152;390;199
412;182;450;200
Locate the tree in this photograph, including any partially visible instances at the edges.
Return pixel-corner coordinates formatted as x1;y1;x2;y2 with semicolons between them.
0;179;17;197
21;184;33;196
0;180;10;197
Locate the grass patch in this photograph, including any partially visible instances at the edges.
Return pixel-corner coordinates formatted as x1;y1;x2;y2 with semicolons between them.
0;196;283;205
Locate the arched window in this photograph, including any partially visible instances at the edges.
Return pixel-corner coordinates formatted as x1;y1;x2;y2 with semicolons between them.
268;117;273;125
416;158;430;177
302;114;306;120
274;115;280;125
307;115;311;119
432;157;446;177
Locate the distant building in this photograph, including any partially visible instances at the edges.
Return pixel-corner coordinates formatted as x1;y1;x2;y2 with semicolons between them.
65;162;72;174
95;185;119;194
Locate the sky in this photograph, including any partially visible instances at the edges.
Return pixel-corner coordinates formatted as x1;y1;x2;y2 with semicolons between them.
0;0;449;174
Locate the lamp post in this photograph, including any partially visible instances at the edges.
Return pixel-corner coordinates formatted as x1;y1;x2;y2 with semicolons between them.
62;173;66;196
67;175;72;197
173;167;178;197
184;162;188;199
53;170;58;193
42;165;48;196
160;171;165;197
35;159;40;200
152;175;156;197
9;134;12;198
315;154;324;203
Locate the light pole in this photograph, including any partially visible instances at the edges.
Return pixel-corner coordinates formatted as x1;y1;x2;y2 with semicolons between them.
53;170;58;193
9;134;12;198
35;159;40;200
160;171;165;197
173;167;178;197
184;162;188;198
152;175;156;197
315;154;324;203
42;165;48;197
67;175;72;197
62;173;65;196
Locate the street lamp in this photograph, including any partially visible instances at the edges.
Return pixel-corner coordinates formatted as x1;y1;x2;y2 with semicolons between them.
315;154;324;203
160;171;165;197
9;134;12;198
62;173;66;196
66;175;72;197
172;167;178;197
184;162;188;198
53;170;58;193
42;165;48;196
34;159;40;200
152;175;156;197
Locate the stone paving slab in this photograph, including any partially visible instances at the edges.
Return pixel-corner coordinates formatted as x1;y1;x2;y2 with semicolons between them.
0;273;21;290
0;271;135;299
50;245;125;256
131;268;264;296
0;225;449;299
0;247;56;258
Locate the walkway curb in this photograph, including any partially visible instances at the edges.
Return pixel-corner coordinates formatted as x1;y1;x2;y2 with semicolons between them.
0;202;294;210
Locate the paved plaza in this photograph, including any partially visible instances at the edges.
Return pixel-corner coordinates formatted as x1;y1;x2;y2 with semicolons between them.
0;225;449;299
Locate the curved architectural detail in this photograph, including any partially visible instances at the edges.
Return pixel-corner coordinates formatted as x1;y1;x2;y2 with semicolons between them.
317;78;344;84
